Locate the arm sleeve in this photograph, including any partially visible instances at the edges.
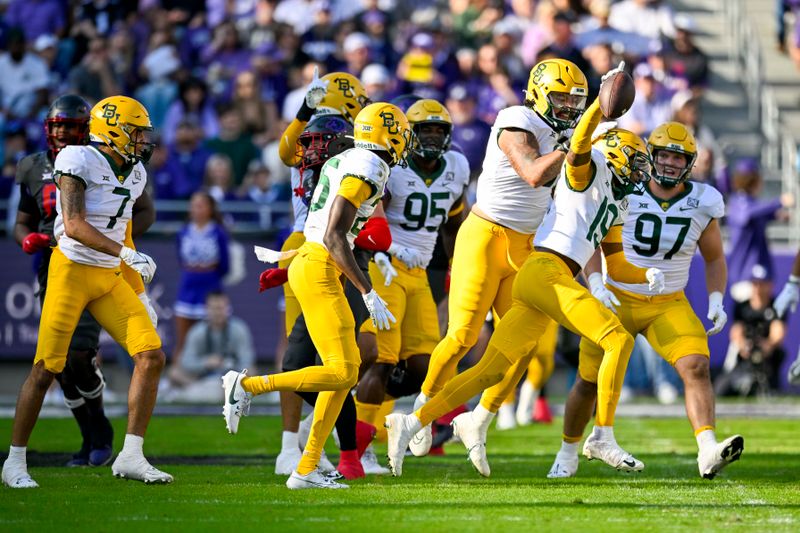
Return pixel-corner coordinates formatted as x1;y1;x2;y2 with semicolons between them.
565;99;603;191
602;225;650;284
353;216;392;251
17;183;38;215
337;176;374;208
278;119;307;167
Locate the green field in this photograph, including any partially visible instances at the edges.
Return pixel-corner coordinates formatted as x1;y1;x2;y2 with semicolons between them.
1;415;798;532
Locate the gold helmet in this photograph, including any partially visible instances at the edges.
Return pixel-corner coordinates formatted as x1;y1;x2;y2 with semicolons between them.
405;98;452;159
647;122;697;188
90;96;154;164
524;58;589;132
353;102;413;167
593;128;652;198
316;72;370;124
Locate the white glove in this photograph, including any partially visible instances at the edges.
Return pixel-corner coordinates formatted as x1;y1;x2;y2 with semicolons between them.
645;267;665;294
706;291;727;336
138;292;158;328
304;66;329;109
388;243;425;269
588;272;620;312
788;356;800;385
373;252;397;286
120;246;157;284
773;276;800;318
362;289;396;331
601;60;626;83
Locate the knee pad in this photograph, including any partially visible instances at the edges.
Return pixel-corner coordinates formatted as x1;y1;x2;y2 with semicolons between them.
598;327;635;359
336;364;360;390
63;396;86;409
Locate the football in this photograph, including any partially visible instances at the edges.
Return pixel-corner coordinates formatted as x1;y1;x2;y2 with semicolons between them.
599;70;636;119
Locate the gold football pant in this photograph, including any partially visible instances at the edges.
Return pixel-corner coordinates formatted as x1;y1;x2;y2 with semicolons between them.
35;247;161;373
417;252;633;427
242;242;359;475
579;286;709;382
280;231;306;337
421;212;534;398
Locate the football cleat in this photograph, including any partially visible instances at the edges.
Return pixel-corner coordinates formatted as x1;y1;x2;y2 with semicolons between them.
317;450;336;473
408;424;432;456
496;402;517;431
2;461;38;488
275;447;302;475
533;396;553;424
336;450;365;480
452;412;491;477
222;369;252;434
698;434;744;480
286;469;349;489
385;413;417;476
547;452;579;478
111;454;173;484
89;445;114;467
582;434;644;472
361;445;390;475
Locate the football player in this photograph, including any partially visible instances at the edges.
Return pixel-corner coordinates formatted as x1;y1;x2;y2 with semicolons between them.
386;65;659;477
224;102;412;489
13;95;157;468
773;248;800;384
548;121;739;479
2;96;171;488
355;99;469;442
407;58;589;457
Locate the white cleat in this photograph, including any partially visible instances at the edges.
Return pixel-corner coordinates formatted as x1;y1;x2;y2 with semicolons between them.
1;461;38;488
112;454;173;484
275;447;302;475
408;423;432;457
698;435;744;480
515;381;536;427
547;452;579;478
582;434;644;472
222;369;252;434
286;468;349;489
451;412;490;477
361;445;390;475
496;403;517;431
385;413;417;476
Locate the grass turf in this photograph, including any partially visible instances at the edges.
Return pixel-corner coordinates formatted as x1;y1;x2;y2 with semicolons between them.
1;415;798;532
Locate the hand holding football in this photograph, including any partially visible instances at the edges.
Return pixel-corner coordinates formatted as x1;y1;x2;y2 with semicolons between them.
599;70;635;119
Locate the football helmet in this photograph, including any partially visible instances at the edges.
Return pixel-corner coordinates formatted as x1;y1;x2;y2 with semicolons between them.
316;72;370;124
354;102;412;167
406;99;452;160
593;128;652;198
298;115;354;205
390;93;423;113
647;122;697;188
524;59;589;132
45;95;91;158
90;96;155;164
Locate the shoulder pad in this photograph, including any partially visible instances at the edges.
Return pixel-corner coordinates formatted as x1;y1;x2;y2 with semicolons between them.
54;146;92;184
338;148;389;188
444;151;471;186
695;181;725;219
494;106;542;133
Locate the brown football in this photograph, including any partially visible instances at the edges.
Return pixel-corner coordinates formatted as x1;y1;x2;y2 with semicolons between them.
599;71;635;119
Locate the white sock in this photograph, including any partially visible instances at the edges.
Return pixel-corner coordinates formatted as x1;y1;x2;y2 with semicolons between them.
413;393;429;412
6;445;26;465
559;440;580;457
472;404;496;431
408;414;423;433
696;429;717;450
592;425;615;441
121;434;144;456
282;431;300;451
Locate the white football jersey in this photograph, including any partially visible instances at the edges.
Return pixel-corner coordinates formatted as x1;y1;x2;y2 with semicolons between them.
53;145;148;268
304;147;389;248
475;106;570;234
609;181;725;296
289;167;310;233
534;149;628;269
385;151;470;268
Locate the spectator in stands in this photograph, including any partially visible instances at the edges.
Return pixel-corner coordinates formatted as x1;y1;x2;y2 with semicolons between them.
4;0;66;44
584;43;616;101
274;0;331;36
33;34;61;91
726;158;794;300
135;40;181;131
76;0;132;36
670;90;727;190
204;104;261;185
574;0;656;59
397;32;448;101
163;77;220;147
451;0;504;49
616;62;673;138
356;8;396;69
238;159;291;229
202;21;253;100
67;35;122;104
716;264;786;397
231;70;280;146
167;291;255;401
173;192;230;365
299;2;339;66
608;0;676;41
472;43;520;124
281;61;324;123
492;19;527;84
153;118;213;200
245;0;284;51
0;28;50;120
203;154;239;203
662;14;710;93
446;82;490;180
538;11;590;75
520;0;556;68
342;32;372;79
107;28;139;94
361;64;393;102
776;0;800;57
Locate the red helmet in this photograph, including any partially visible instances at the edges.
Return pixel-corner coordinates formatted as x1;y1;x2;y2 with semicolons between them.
45;94;91;159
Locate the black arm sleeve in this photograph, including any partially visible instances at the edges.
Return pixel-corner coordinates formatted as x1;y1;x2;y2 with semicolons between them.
17;183;39;215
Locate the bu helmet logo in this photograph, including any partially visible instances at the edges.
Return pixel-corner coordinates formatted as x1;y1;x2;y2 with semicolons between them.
336;78;352;95
102;103;119;126
380;111;399;134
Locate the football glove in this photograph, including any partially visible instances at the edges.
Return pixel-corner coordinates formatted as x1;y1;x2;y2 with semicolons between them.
120;246;157;284
388;243;425;269
588;272;620;312
773;276;799;318
21;232;51;254
601;60;626;83
259;268;289;292
373;252;397;286
304;66;329;109
363;289;396;331
645;267;666;294
705;291;727;336
138;292;158;328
